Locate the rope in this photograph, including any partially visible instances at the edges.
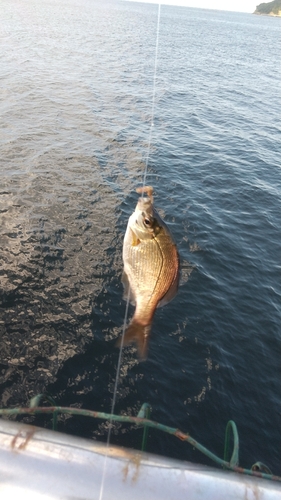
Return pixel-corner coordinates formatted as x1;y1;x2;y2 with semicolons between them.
0;402;279;483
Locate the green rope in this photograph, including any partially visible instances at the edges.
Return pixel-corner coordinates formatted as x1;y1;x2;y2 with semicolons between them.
29;394;58;431
137;403;151;451
0;402;279;483
223;420;239;467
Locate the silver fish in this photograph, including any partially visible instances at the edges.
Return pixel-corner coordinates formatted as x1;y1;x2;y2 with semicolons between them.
117;186;180;359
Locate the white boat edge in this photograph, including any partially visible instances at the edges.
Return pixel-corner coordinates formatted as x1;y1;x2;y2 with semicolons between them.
0;419;280;500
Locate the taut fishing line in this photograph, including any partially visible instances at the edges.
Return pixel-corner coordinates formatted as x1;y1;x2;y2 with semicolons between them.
143;3;161;189
98;4;161;499
98;296;130;500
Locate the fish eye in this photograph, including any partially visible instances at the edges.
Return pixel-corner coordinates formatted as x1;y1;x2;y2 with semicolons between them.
144;218;151;226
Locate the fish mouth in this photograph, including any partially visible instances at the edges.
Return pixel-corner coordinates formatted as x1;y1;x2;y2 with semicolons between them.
136;196;152;212
136;185;154;199
136;185;154;204
135;185;154;213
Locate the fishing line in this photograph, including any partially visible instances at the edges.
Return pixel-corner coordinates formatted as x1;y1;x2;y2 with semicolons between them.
98;4;161;499
98;295;130;500
142;3;161;189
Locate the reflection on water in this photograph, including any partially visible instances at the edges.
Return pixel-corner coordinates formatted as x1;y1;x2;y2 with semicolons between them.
0;165;118;403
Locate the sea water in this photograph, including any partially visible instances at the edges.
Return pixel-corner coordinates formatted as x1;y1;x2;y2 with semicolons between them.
0;0;280;473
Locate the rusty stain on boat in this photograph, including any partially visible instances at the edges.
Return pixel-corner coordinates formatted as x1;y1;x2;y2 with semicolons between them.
122;453;142;483
11;426;36;451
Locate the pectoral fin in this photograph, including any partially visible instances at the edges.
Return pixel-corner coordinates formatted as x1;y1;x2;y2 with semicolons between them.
129;227;141;247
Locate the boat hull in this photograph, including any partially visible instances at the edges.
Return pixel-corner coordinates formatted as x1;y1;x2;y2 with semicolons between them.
0;419;279;500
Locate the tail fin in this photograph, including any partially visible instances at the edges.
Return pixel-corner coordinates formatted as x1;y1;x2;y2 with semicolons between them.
116;320;151;360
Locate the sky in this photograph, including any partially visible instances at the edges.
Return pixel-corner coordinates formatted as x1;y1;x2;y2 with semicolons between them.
127;0;259;13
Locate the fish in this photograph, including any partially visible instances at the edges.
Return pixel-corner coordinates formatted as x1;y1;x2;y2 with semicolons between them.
117;186;180;359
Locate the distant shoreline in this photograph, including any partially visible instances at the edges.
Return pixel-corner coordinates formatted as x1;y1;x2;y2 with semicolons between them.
253;0;281;16
254;11;281;16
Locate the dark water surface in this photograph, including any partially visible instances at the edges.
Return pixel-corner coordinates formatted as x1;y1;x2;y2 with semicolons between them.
1;0;280;473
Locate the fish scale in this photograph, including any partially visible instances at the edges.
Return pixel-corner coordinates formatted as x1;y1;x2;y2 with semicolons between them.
117;187;180;359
